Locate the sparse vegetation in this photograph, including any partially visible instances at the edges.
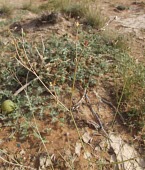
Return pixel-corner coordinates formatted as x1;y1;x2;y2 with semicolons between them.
38;0;106;28
1;19;145;137
0;0;145;169
84;8;106;28
113;54;145;129
59;3;86;18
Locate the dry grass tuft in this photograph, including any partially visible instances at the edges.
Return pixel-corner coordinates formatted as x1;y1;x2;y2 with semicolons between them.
0;4;13;17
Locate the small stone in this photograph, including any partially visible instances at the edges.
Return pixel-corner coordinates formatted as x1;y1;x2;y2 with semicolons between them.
82;132;91;144
95;145;101;152
83;151;92;159
20;149;25;155
45;158;51;167
39;156;46;167
116;5;127;11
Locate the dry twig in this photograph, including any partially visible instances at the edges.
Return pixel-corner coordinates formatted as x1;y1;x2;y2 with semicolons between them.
85;92;112;141
72;88;87;111
13;77;38;96
0;155;35;170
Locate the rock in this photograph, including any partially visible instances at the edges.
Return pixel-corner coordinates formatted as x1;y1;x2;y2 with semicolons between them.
116;5;127;11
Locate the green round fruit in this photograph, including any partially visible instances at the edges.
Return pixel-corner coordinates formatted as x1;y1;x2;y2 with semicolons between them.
1;100;16;113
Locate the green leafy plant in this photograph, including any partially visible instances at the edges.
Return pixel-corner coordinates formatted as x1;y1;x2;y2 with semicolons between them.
0;20;145;160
